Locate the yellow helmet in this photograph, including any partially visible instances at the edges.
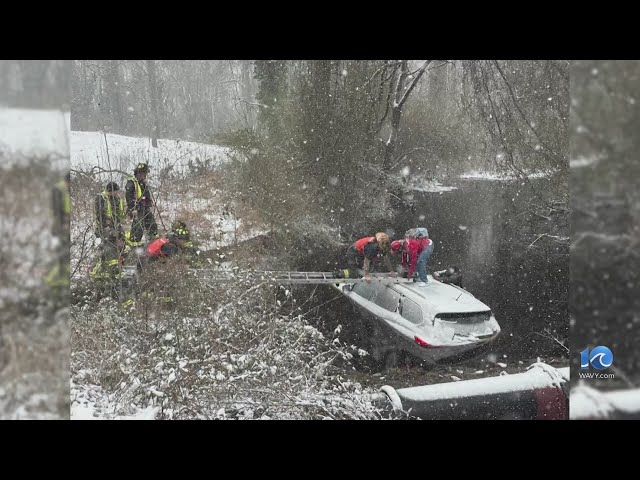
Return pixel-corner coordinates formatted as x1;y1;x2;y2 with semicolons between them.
170;220;190;240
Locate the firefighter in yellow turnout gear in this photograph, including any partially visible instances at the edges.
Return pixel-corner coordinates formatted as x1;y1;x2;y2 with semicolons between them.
90;181;128;302
125;162;158;248
46;172;71;294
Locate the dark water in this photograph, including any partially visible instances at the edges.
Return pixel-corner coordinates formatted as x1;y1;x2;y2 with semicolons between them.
297;176;569;385
394;178;569;359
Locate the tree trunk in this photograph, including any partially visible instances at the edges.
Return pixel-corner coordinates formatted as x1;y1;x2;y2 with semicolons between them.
109;60;124;133
147;60;160;148
382;61;408;172
382;60;431;172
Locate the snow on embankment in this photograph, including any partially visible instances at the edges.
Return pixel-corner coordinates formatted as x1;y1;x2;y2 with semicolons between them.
0;108;69;171
459;170;549;181
70;131;265;254
408;178;458;193
71;131;233;179
570;156;600;169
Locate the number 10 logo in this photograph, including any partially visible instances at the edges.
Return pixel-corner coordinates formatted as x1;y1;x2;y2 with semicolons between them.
580;346;613;370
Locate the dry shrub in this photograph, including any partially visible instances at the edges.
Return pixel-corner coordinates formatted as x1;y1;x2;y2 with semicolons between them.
71;260;387;419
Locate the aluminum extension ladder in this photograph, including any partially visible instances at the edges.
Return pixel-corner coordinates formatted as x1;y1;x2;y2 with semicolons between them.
188;269;403;285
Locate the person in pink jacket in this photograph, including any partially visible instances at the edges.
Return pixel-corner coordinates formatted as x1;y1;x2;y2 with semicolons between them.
391;228;434;287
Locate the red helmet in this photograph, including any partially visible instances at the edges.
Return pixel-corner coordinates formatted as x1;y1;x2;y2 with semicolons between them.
391;240;403;254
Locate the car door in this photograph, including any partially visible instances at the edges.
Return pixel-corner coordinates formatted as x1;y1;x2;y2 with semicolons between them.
376;287;424;334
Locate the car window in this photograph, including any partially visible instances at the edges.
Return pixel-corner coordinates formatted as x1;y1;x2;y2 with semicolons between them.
375;287;400;312
352;281;377;301
401;298;423;325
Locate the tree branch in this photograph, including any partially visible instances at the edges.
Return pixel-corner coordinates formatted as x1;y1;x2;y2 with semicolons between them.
492;60;559;158
398;60;432;109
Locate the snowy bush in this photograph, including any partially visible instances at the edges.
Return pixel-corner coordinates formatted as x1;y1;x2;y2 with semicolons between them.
0;160;69;419
71;261;390;419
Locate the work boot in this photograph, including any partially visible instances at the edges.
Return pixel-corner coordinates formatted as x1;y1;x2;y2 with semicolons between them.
333;269;350;279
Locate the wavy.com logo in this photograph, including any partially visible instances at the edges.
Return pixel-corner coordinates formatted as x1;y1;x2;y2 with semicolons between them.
579;346;615;379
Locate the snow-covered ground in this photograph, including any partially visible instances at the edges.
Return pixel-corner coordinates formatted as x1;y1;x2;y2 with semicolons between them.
0;108;69;171
459;170;550;181
408;178;458;193
71;131;233;180
0;108;70;420
71;372;160;420
570;156;600;169
70;131;267;274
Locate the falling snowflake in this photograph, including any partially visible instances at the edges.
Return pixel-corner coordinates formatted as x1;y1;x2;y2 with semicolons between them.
458;225;468;231
341;69;348;76
329;177;339;186
419;214;425;221
401;166;410;176
250;148;259;155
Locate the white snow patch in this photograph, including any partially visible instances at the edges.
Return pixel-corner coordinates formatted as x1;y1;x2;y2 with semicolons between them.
570;156;599;168
459;170;549;181
71;402;159;420
0;108;69;171
71;130;233;180
408;176;458;193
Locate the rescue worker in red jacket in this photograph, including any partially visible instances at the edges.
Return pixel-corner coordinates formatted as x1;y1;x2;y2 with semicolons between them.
138;220;194;271
344;232;396;282
391;227;434;287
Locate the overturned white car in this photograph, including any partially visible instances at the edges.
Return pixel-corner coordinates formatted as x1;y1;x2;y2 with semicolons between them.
333;274;501;365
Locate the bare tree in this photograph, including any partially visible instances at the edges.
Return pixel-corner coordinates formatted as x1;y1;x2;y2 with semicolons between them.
381;60;432;172
146;60;161;147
